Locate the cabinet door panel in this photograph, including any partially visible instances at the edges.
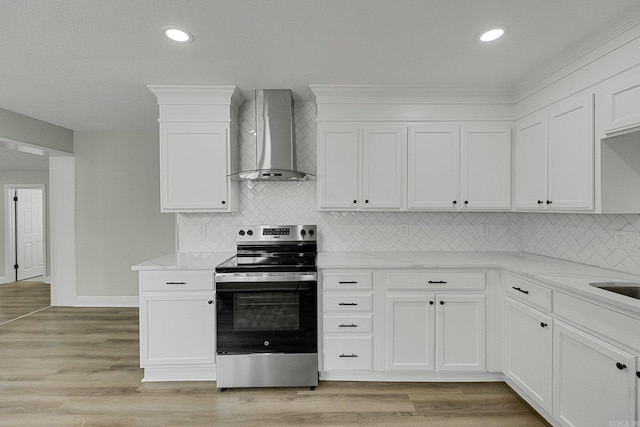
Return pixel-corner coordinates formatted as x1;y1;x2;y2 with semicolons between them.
548;94;594;210
140;294;215;365
385;293;435;371
318;126;359;209
504;298;552;413
602;72;640;135
362;127;404;210
553;321;636;427
160;124;229;212
461;124;511;209
407;125;460;209
515;113;548;209
436;294;485;372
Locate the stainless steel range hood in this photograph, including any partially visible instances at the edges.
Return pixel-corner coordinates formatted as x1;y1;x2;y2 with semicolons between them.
231;89;313;181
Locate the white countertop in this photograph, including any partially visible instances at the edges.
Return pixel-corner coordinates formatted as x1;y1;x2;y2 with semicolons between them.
131;252;234;271
132;250;640;313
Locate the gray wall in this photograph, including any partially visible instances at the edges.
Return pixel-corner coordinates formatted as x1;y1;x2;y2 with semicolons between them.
0;170;50;280
0;107;73;153
74;131;175;296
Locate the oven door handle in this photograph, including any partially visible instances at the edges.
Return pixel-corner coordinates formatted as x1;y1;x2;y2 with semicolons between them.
215;281;315;292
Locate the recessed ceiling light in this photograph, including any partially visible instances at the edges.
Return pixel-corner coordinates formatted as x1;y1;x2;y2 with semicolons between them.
163;27;193;43
479;28;505;42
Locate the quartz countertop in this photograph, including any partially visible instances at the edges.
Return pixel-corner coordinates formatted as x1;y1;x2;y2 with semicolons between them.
131;252;234;271
317;251;640;313
132;250;640;313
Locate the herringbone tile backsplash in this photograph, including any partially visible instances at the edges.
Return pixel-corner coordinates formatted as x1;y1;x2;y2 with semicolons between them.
178;101;640;275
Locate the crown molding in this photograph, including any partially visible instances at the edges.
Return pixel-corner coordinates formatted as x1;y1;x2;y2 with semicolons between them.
514;4;640;102
310;84;514;105
147;85;244;112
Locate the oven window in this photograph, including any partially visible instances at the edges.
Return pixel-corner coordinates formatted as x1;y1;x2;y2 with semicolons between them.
233;291;300;331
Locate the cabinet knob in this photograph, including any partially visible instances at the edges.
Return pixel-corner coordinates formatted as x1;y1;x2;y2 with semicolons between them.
616;362;627;370
464;200;469;205
537;200;544;205
221;200;226;205
540;322;548;328
546;200;552;205
429;301;434;305
208;300;213;304
636;372;640;379
353;200;357;204
440;301;445;305
365;200;369;204
452;200;457;205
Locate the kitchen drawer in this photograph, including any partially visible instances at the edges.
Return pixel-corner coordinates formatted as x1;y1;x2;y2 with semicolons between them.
555;291;640;351
323;336;372;371
139;270;214;292
504;274;552;312
323;271;372;291
323;314;373;333
385;271;485;291
323;293;372;312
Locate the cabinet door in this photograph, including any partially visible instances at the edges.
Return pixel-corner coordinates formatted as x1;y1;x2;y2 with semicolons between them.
361;126;404;210
317;125;360;209
503;298;552;413
602;72;640;135
436;294;486;372
160;123;231;212
407;125;460;209
139;294;215;366
515;113;548;210
461;124;511;210
547;94;594;210
553;321;637;427
385;293;436;371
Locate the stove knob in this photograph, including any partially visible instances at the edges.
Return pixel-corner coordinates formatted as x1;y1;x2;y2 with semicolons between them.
309;229;314;236
300;229;306;236
247;229;253;236
238;230;245;236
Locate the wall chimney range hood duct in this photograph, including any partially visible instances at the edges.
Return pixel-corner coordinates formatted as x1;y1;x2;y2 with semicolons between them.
231;89;313;182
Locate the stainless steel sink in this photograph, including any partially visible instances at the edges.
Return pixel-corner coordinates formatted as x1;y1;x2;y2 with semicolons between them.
589;282;640;300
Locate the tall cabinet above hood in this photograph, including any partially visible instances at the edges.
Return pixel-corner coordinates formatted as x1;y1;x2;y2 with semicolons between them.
230;89;313;181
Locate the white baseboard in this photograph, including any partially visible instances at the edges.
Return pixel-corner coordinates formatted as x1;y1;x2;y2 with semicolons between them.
0;276;5;284
44;276;51;284
74;296;139;307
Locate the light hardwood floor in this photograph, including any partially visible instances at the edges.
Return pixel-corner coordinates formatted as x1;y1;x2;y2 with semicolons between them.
0;305;550;426
0;279;50;324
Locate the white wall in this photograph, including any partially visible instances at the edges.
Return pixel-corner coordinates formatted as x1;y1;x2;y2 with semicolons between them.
74;131;175;299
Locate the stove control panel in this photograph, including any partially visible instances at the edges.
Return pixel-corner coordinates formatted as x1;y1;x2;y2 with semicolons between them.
236;224;317;243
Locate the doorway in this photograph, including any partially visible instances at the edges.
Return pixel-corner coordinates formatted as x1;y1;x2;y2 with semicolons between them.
4;185;46;283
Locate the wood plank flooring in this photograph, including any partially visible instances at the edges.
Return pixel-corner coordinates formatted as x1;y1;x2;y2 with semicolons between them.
0;306;550;426
0;280;50;324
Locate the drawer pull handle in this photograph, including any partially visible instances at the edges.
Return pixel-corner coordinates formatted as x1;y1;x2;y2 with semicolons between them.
540;322;548;328
339;354;358;358
339;324;358;328
338;303;358;306
428;281;447;284
512;286;529;294
338;281;358;284
616;362;627;370
166;281;187;285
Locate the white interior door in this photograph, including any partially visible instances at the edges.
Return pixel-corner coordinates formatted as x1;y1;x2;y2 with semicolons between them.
16;188;44;281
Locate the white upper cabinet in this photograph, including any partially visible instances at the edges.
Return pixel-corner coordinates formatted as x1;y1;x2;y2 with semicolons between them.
601;69;640;137
408;123;511;211
461;124;512;210
160;123;235;212
407;125;461;210
318;124;405;211
515;93;594;211
148;85;241;213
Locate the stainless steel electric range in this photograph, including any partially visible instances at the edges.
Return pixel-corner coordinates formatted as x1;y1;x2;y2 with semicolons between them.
214;224;318;390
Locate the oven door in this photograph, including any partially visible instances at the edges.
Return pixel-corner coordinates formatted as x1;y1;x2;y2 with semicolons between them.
215;280;317;355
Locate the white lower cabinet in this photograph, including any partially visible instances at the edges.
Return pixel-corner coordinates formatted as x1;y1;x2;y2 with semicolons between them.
503;297;553;414
384;292;485;372
553;321;637;427
138;270;216;381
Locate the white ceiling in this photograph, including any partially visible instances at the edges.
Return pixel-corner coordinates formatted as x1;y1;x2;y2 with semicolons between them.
1;0;639;134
